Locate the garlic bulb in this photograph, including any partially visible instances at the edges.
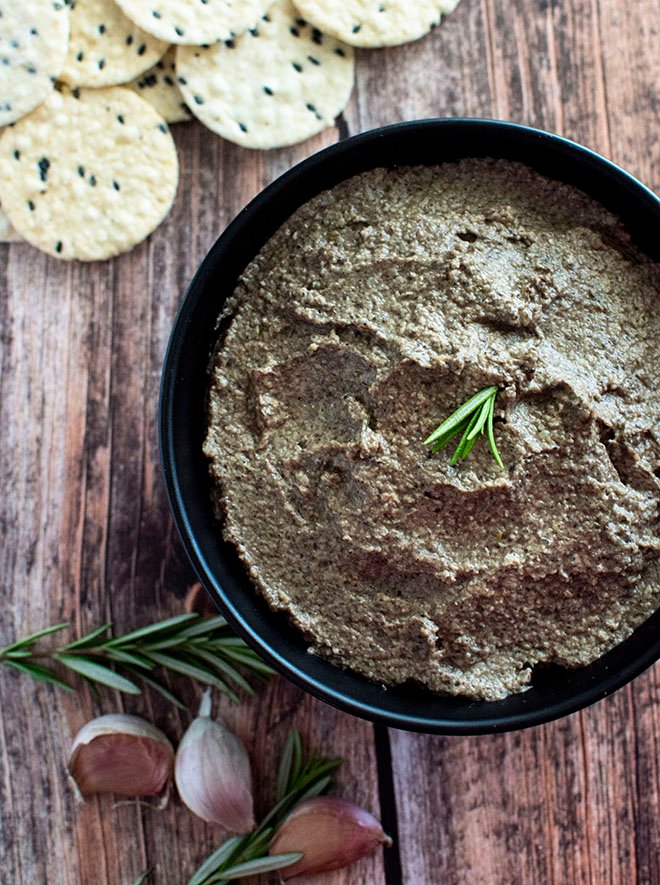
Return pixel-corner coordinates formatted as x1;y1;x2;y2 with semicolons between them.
175;691;255;832
68;714;174;799
269;796;392;879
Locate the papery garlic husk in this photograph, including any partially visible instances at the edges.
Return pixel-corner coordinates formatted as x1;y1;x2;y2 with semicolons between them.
68;714;174;799
269;796;392;879
175;691;255;832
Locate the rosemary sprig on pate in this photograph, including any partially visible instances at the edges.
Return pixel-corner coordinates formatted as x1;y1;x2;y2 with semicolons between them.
0;614;274;709
424;385;504;468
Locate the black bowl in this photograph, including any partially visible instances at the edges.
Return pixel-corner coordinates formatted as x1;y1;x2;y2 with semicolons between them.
159;118;660;734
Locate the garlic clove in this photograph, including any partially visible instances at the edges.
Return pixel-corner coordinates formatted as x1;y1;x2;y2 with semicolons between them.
68;714;174;799
175;691;255;832
269;796;392;879
184;582;217;617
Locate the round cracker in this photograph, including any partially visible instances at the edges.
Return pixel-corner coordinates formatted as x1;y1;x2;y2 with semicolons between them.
0;206;23;242
59;0;168;88
0;128;20;242
113;0;272;45
127;47;191;123
0;0;70;126
0;88;179;261
291;0;461;48
176;0;355;150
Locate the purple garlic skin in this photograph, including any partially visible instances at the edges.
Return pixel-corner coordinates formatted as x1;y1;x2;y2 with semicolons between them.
175;693;255;832
68;714;174;799
269;796;392;879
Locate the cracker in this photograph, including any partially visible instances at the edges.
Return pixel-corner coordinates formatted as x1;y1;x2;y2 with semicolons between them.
0;0;70;126
0;129;20;241
291;0;461;48
127;47;191;123
0;88;179;261
176;0;355;150
113;0;273;45
59;0;168;88
0;206;22;242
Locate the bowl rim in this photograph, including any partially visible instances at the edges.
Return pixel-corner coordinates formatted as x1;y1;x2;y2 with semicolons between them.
159;117;660;734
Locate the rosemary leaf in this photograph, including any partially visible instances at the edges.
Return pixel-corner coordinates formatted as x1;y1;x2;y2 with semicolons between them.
137;672;187;710
85;678;102;702
105;614;198;647
257;763;339;832
292;761;343;798
430;415;470;453
296;774;333;804
467;397;492;441
59;623;112;651
450;407;482;465
426;385;504;469
56;656;142;694
277;731;296;801
487;396;505;469
0;622;69;653
3;659;74;691
103;648;155;670
191;649;255;697
460;429;481;461
140;636;195;652
289;730;303;789
142;651;229;691
218;647;277;675
176;615;229;639
240;828;274;860
213;853;303;882
206;637;252;649
424;385;497;445
258;793;297;832
187;837;245;885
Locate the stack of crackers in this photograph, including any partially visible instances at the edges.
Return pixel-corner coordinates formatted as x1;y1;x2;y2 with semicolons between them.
0;0;460;262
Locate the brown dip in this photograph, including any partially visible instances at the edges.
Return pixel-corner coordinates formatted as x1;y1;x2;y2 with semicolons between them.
204;159;660;701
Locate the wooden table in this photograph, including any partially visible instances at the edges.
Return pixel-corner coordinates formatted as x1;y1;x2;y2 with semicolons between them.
1;0;658;882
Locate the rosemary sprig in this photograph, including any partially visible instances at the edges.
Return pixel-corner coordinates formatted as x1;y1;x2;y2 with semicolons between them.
187;730;343;885
0;614;274;709
424;385;504;469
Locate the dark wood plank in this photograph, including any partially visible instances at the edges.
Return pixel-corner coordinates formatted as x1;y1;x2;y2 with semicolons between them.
390;681;658;885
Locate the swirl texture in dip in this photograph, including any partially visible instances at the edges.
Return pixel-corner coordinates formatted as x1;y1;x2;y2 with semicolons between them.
204;160;660;700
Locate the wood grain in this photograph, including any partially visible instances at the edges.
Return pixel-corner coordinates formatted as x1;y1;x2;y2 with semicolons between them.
0;0;658;882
